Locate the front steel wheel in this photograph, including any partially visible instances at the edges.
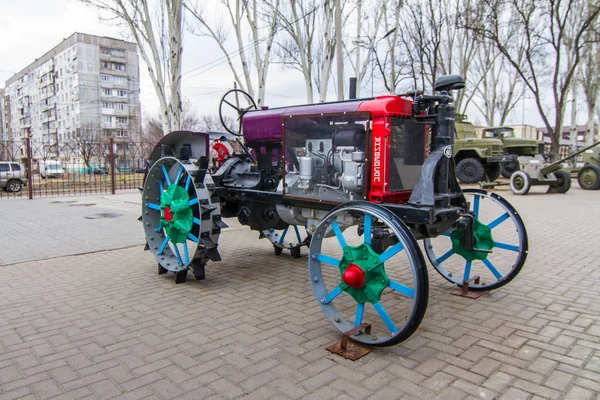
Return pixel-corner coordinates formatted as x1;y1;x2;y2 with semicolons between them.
424;189;528;291
309;201;428;347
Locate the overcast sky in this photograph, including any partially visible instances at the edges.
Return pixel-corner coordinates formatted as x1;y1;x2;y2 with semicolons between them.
0;0;590;128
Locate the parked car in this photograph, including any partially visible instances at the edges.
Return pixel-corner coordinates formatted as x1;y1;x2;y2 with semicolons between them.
0;161;27;192
39;160;65;178
92;167;108;175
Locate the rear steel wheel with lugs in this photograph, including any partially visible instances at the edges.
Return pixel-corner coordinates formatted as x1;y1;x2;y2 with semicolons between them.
424;189;528;291
309;201;428;347
142;157;222;283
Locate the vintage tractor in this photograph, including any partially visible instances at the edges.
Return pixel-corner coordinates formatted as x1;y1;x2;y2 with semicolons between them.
141;75;529;347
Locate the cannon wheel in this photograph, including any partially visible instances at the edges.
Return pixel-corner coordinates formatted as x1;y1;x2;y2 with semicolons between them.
262;225;309;258
577;164;600;190
510;171;531;195
424;189;528;291
547;170;571;194
218;89;257;136
309;201;428;347
142;157;220;283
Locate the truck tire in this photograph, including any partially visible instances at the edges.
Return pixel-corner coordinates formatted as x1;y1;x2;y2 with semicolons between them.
501;158;519;179
577;164;600;190
456;158;485;184
484;163;501;182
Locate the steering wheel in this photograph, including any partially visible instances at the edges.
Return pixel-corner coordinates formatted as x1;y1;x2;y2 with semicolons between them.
218;89;257;136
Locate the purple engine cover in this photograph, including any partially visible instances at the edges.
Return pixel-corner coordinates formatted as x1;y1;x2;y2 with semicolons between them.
242;101;365;143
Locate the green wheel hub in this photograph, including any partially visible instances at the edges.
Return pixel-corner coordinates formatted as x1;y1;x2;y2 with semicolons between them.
159;184;193;243
338;243;390;304
450;218;495;262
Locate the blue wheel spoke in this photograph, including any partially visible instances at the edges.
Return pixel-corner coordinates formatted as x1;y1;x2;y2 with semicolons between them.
315;253;341;267
373;302;398;334
188;198;197;207
463;260;472;282
379;242;404;263
185;175;192;191
159;180;163;193
161;165;171;185
354;303;365;328
147;202;161;211
183;244;190;265
193;217;201;226
187;233;199;243
473;195;480;218
173;244;183;265
323;285;343;304
175;165;184;185
435;249;454;264
495;241;519;252
483;258;503;279
363;214;372;245
331;221;348;249
442;232;452;237
389;280;415;298
279;227;289;244
158;236;169;255
294;225;302;244
488;212;510;229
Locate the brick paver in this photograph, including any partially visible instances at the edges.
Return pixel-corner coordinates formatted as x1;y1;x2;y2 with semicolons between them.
0;185;599;399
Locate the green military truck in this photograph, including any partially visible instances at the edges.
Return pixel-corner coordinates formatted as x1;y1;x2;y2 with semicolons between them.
453;120;512;183
481;126;545;178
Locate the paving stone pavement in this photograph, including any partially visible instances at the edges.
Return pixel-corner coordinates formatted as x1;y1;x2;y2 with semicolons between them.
0;185;599;399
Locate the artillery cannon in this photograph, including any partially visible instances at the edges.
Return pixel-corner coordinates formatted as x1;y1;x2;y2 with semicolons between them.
510;141;600;195
141;75;529;347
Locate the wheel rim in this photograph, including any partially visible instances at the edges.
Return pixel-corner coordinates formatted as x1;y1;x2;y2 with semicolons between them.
142;157;220;273
513;175;525;190
309;202;428;346
581;168;597;187
9;182;20;191
424;189;528;291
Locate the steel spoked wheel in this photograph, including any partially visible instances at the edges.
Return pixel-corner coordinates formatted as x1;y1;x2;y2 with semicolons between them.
424;189;528;291
142;157;220;283
263;225;309;258
309;201;428;347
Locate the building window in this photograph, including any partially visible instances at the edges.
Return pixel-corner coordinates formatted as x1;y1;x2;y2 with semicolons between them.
103;102;113;109
101;74;110;82
104;115;112;123
116;117;127;124
100;47;111;55
113;63;125;71
113;76;127;84
116;103;126;111
115;130;128;137
103;88;112;96
102;61;110;69
117;90;127;97
111;49;125;57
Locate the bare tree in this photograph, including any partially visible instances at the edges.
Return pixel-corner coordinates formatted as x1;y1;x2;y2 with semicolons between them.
580;3;600;145
274;0;319;102
187;0;279;107
143;98;203;145
465;0;600;158
81;0;183;134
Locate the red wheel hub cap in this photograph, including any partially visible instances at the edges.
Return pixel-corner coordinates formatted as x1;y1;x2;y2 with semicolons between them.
164;206;173;222
343;263;365;289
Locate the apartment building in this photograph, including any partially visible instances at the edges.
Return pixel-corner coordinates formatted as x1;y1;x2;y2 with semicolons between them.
2;32;141;157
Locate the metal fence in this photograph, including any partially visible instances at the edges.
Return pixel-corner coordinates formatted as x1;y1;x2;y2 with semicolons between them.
0;138;154;199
